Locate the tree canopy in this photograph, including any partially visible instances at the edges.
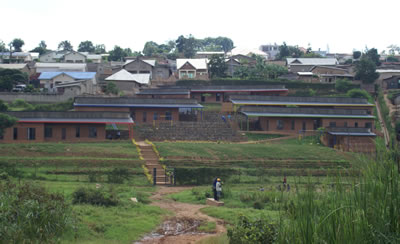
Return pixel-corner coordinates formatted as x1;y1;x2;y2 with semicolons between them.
208;55;227;78
78;41;95;53
276;42;303;60
0;113;17;137
234;56;288;79
364;48;381;66
353;51;361;59
108;46;133;61
58;40;73;51
0;41;7;52
10;38;25;52
30;41;47;55
94;44;106;54
355;56;379;84
0;69;28;91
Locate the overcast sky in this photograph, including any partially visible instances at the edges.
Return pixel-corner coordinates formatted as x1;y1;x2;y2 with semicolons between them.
2;0;399;54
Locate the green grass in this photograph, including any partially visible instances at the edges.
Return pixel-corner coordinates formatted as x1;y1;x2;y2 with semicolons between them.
245;133;285;141
155;141;350;161
198;221;217;233
196;234;229;244
201;207;279;224
201;103;221;112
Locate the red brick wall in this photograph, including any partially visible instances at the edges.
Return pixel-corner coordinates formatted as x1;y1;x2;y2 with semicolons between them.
259;117;315;134
0;123;107;143
321;134;376;153
132;108;179;124
321;118;374;130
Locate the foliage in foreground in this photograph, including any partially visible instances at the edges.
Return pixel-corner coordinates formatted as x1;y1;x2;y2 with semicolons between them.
228;215;276;244
72;187;119;207
277;146;400;243
0;181;74;243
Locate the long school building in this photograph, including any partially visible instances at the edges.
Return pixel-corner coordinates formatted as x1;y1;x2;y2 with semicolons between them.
0;111;134;143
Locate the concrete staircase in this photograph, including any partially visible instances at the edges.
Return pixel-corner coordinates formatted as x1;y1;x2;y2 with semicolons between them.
137;141;170;185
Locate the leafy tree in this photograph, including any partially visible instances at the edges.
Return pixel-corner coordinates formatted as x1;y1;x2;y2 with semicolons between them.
142;41;159;56
233;56;288;79
277;42;302;60
108;46;126;61
335;79;353;93
10;38;24;52
176;35;199;58
302;52;322;58
94;44;106;54
30;40;47;55
0;40;8;52
103;82;119;95
0;100;8;112
355;56;379;84
364;48;381;66
78;41;95;53
0;113;17;137
58;40;73;51
208;55;227;78
387;45;400;55
347;88;372;101
215;37;234;52
387;56;399;62
277;42;290;59
353;51;361;59
0;69;28;91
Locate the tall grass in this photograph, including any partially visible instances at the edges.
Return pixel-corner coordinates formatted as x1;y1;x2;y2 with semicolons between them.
278;142;400;243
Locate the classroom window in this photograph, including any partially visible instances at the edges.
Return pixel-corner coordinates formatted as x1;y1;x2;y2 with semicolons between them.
302;122;306;131
61;128;66;140
27;128;36;140
153;112;158;121
76;126;80;138
13;128;18;140
131;111;136;121
89;127;97;138
291;120;295;130
266;120;269;131
44;127;52;138
344;122;348;127
143;112;147;122
355;122;358;128
165;111;172;120
365;122;372;129
216;93;221;102
329;122;336;128
277;120;284;130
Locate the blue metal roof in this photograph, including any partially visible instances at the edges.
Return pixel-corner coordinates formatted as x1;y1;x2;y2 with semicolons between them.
38;72;96;80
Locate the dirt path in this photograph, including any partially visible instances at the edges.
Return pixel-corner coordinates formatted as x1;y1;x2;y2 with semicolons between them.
136;186;226;244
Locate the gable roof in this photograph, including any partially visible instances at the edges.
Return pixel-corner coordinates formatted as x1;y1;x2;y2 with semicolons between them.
105;69;150;84
38;72;96;80
176;59;208;70
124;59;156;67
64;51;86;58
286;58;338;66
310;65;348;72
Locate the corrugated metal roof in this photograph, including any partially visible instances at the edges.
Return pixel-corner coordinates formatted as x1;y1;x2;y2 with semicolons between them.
105;69;150;84
35;63;87;69
240;106;374;118
297;72;314;76
74;96;202;108
0;64;27;69
38;72;96;80
137;88;190;95
0;52;31;57
327;127;376;136
124;59;155;66
230;95;372;106
162;85;287;91
5;111;133;124
177;58;208;70
376;69;400;73
287;58;338;66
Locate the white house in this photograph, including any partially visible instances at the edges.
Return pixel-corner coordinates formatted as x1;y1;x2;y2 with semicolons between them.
105;69;150;95
38;71;97;94
176;58;208;80
63;51;86;63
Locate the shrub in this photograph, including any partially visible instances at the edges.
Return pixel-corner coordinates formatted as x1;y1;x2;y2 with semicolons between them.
88;170;100;182
0;182;74;243
174;167;236;185
347;88;372;101
72;187;119;206
335;79;353;93
253;201;264;209
227;215;276;244
107;167;131;184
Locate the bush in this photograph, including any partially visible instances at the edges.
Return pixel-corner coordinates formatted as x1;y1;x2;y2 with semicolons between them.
227;215;276;244
174;167;236;185
72;187;119;206
107;167;131;184
335;79;353;93
0;182;74;243
347;88;372;101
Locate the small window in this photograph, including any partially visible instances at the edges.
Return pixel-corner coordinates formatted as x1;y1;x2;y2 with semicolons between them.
302;122;306;131
355;122;358;128
165;111;172;121
76;127;80;138
277;120;284;130
153;112;158;121
266;120;269;131
27;128;36;140
201;95;206;102
61;128;66;140
13;128;18;140
291;120;295;130
216;93;221;102
344;122;348;127
131;111;136;121
44;127;53;138
89;127;97;138
143;112;147;122
329;122;336;128
365;122;372;129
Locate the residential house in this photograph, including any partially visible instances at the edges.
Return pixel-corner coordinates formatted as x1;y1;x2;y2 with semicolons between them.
259;44;280;60
0;52;33;63
0;111;133;143
297;72;318;83
377;70;400;87
39;51;68;62
73;96;203;124
38;71;97;94
225;57;241;77
39;51;101;63
229;47;268;59
0;63;33;76
35;63;87;73
123;58;170;81
63;51;87;63
383;76;400;89
229;54;257;65
176;59;208;80
105;69;151;94
320;127;376;153
286;58;339;73
309;66;354;83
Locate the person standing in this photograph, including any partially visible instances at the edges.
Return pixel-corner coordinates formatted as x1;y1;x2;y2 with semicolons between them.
212;177;218;200
216;178;222;201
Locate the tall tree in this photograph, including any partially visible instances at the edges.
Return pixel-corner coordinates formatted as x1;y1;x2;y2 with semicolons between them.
0;40;8;52
58;40;73;51
353;51;361;59
30;40;47;55
355;56;379;84
208;55;227;78
108;46;127;61
78;41;95;53
0;69;28;91
215;37;234;53
364;48;381;66
142;41;159;56
10;38;25;52
175;35;199;58
0;113;17;137
94;44;106;54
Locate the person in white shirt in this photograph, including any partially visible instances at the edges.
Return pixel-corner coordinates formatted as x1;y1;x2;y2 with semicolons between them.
216;178;222;201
